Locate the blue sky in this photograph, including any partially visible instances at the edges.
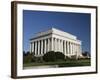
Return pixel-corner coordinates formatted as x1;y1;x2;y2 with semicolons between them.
23;10;91;53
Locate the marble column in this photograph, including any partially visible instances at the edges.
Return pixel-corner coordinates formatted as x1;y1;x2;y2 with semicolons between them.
57;39;59;51
32;42;34;53
55;38;57;52
61;40;63;53
80;45;82;55
78;45;81;56
30;42;32;53
63;40;64;53
71;43;73;55
74;44;76;55
53;38;55;52
41;40;43;56
56;38;58;52
59;40;61;52
35;41;37;56
73;43;75;55
76;44;78;56
64;40;66;55
44;39;47;54
58;39;60;52
71;43;72;55
56;39;58;51
51;37;54;51
38;41;40;55
66;41;68;54
60;40;62;52
55;38;57;51
69;42;71;55
76;44;79;59
67;41;69;55
47;38;50;52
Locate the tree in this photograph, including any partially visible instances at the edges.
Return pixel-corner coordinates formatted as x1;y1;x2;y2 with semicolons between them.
43;51;56;62
26;51;30;55
82;51;90;57
43;51;65;62
55;52;65;61
23;51;26;56
23;51;35;63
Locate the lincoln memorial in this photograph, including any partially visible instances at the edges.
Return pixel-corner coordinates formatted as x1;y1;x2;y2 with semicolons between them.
30;28;82;59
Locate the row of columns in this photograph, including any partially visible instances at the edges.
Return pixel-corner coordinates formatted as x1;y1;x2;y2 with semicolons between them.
30;37;81;57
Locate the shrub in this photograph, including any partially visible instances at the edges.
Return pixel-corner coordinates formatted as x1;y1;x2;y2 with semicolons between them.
82;51;90;57
55;52;65;61
65;56;71;60
23;54;32;63
23;52;36;63
71;55;77;60
43;51;65;62
43;51;56;62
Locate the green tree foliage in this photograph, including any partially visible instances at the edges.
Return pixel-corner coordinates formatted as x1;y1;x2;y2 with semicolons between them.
43;51;65;62
43;51;55;62
55;52;65;61
82;51;90;57
23;51;35;63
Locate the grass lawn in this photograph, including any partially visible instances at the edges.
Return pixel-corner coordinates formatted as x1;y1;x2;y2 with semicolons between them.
23;58;91;68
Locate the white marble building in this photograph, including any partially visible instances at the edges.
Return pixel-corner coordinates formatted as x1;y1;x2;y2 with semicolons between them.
30;28;82;58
